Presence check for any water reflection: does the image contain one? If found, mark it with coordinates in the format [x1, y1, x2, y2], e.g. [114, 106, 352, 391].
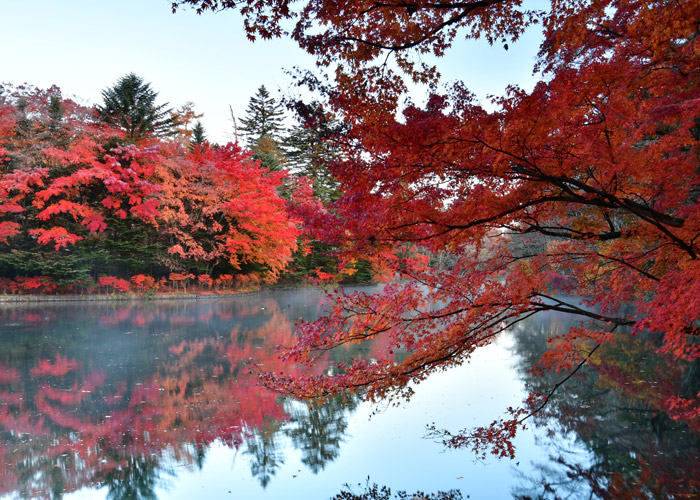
[510, 311, 700, 499]
[104, 455, 164, 500]
[244, 422, 284, 488]
[0, 291, 698, 499]
[285, 397, 358, 475]
[0, 291, 361, 499]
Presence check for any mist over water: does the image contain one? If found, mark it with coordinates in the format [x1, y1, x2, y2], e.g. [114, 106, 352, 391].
[0, 288, 696, 499]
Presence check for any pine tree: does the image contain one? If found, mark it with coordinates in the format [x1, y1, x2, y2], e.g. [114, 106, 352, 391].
[284, 102, 346, 203]
[48, 94, 63, 123]
[97, 73, 176, 142]
[282, 103, 350, 284]
[239, 85, 285, 145]
[190, 121, 206, 149]
[285, 123, 340, 204]
[239, 85, 287, 170]
[45, 91, 72, 147]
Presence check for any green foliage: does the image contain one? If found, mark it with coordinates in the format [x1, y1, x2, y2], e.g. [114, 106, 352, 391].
[281, 241, 374, 285]
[282, 241, 335, 282]
[47, 93, 63, 124]
[250, 135, 285, 171]
[240, 86, 288, 171]
[89, 218, 169, 277]
[279, 101, 366, 283]
[190, 120, 206, 149]
[284, 122, 341, 204]
[97, 73, 176, 142]
[0, 249, 94, 286]
[239, 85, 285, 146]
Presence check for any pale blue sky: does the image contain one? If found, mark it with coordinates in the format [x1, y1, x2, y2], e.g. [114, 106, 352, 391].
[1, 0, 544, 144]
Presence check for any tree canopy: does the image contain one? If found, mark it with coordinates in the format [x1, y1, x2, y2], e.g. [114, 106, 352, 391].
[0, 83, 302, 289]
[173, 0, 700, 457]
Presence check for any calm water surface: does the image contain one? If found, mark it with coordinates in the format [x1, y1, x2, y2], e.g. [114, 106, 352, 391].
[0, 288, 697, 499]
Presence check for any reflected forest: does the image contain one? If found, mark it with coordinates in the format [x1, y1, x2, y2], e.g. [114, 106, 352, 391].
[0, 294, 363, 498]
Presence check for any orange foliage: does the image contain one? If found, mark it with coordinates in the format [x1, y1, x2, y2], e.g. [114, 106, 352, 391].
[0, 86, 303, 287]
[197, 273, 213, 287]
[131, 274, 156, 290]
[97, 276, 131, 293]
[215, 274, 234, 290]
[156, 143, 299, 281]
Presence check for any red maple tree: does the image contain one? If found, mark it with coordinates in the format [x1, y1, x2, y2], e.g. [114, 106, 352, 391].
[155, 142, 300, 281]
[174, 0, 700, 456]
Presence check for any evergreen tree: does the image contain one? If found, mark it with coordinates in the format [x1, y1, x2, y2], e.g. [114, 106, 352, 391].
[251, 135, 287, 171]
[280, 103, 363, 284]
[46, 92, 70, 146]
[284, 101, 348, 203]
[239, 85, 285, 145]
[48, 93, 63, 124]
[239, 86, 287, 170]
[190, 121, 206, 150]
[285, 123, 341, 204]
[97, 73, 176, 142]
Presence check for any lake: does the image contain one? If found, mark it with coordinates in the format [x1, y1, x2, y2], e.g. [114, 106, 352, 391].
[0, 287, 697, 499]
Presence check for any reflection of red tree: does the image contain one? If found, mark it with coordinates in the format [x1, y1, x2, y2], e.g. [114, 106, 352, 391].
[98, 307, 135, 325]
[591, 338, 700, 434]
[0, 298, 332, 499]
[31, 354, 77, 377]
[0, 365, 19, 384]
[22, 313, 42, 322]
[607, 458, 700, 500]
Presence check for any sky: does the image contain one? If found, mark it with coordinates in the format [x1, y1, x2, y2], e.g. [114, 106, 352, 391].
[1, 0, 545, 144]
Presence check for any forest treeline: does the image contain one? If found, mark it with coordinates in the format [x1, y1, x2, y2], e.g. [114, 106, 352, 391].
[0, 75, 371, 294]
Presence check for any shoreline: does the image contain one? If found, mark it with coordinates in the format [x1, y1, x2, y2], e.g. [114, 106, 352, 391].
[0, 284, 323, 304]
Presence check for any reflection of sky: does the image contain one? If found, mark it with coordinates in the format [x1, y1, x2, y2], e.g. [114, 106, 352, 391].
[132, 333, 569, 500]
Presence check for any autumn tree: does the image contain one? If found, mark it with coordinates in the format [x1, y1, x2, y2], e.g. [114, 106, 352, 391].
[171, 101, 204, 148]
[173, 0, 700, 458]
[97, 73, 177, 143]
[154, 142, 300, 281]
[0, 84, 141, 284]
[0, 85, 300, 286]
